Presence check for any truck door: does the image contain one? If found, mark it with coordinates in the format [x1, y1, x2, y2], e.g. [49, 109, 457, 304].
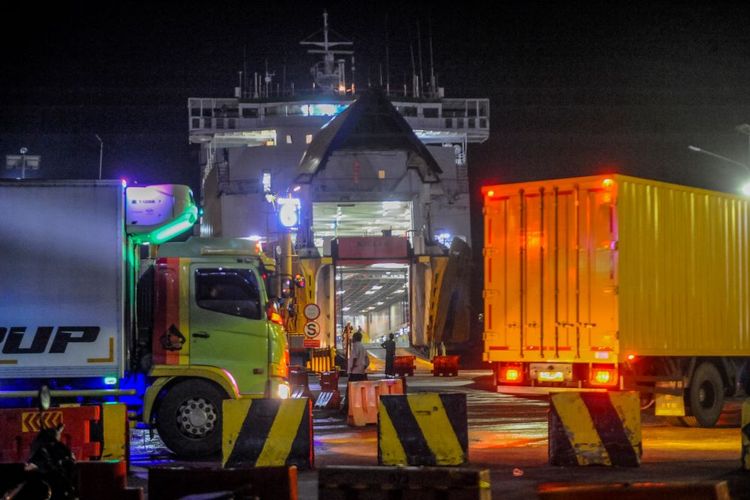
[189, 266, 268, 395]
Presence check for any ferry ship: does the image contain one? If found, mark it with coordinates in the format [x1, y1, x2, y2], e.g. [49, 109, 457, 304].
[187, 11, 490, 362]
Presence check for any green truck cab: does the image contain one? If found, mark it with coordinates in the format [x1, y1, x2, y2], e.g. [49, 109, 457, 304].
[140, 238, 290, 457]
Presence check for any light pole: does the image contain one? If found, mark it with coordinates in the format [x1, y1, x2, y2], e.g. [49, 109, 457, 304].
[687, 145, 750, 173]
[95, 134, 103, 180]
[688, 139, 750, 195]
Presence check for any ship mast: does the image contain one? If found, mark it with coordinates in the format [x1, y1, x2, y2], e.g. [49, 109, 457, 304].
[300, 10, 353, 94]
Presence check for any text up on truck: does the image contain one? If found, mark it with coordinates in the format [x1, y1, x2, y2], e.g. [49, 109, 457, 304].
[0, 180, 290, 457]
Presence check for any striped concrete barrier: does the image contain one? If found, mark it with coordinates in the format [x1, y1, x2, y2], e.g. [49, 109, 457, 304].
[742, 398, 750, 470]
[319, 465, 490, 500]
[222, 398, 313, 469]
[378, 393, 468, 466]
[549, 391, 641, 467]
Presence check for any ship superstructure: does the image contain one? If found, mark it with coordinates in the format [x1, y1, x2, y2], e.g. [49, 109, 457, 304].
[187, 11, 489, 355]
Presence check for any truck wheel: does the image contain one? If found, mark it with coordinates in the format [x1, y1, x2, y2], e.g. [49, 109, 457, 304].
[686, 362, 724, 428]
[156, 379, 226, 458]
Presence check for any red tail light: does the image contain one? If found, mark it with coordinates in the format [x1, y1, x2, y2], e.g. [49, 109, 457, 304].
[499, 364, 524, 384]
[589, 364, 618, 387]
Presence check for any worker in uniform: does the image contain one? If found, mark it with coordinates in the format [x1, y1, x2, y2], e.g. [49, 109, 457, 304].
[381, 333, 396, 377]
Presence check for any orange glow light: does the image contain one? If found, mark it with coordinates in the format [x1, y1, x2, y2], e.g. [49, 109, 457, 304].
[505, 368, 520, 381]
[487, 190, 495, 198]
[602, 178, 614, 188]
[627, 354, 636, 361]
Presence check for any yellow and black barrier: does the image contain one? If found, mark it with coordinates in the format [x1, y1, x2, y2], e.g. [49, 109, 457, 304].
[742, 398, 750, 470]
[319, 465, 490, 500]
[378, 393, 468, 466]
[222, 398, 313, 469]
[549, 391, 641, 467]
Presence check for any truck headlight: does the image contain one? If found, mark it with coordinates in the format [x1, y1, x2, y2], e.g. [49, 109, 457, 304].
[277, 382, 291, 399]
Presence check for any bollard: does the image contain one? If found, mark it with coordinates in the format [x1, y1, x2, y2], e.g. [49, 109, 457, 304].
[223, 398, 313, 469]
[378, 393, 468, 466]
[548, 391, 641, 467]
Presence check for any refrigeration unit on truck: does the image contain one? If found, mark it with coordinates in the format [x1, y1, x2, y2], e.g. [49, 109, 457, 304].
[0, 180, 290, 457]
[482, 174, 750, 427]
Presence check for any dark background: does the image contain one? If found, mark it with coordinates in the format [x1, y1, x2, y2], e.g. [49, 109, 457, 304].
[2, 1, 750, 235]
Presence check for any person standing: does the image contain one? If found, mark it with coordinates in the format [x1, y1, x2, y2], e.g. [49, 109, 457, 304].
[381, 333, 396, 377]
[342, 321, 353, 359]
[342, 330, 369, 414]
[348, 331, 369, 381]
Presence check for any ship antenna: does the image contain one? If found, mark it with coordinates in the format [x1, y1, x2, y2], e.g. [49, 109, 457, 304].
[385, 12, 390, 94]
[429, 17, 436, 97]
[417, 20, 424, 99]
[300, 10, 353, 93]
[410, 43, 417, 97]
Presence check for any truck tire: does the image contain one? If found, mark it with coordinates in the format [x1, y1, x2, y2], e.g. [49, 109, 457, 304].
[156, 379, 227, 458]
[686, 362, 724, 428]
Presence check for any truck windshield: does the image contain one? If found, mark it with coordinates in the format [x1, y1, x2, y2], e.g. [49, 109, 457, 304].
[195, 268, 261, 319]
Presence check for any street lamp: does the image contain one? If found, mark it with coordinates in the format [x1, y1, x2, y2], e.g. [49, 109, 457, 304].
[687, 145, 750, 173]
[95, 134, 103, 180]
[688, 130, 750, 195]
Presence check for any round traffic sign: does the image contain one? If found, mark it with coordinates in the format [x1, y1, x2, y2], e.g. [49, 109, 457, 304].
[304, 303, 321, 320]
[304, 321, 320, 338]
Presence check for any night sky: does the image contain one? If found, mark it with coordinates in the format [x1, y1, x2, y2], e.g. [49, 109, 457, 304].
[2, 1, 750, 198]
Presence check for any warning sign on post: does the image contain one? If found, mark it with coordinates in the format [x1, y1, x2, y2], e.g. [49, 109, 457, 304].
[303, 303, 320, 321]
[303, 321, 321, 348]
[304, 321, 320, 338]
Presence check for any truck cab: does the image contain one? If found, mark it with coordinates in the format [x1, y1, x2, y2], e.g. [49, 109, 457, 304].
[0, 181, 289, 458]
[139, 239, 290, 456]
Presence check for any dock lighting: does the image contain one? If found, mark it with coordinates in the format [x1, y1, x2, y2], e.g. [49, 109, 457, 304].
[602, 178, 614, 188]
[104, 376, 118, 386]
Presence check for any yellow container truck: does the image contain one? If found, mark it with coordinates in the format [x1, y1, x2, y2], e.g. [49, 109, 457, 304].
[482, 174, 750, 427]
